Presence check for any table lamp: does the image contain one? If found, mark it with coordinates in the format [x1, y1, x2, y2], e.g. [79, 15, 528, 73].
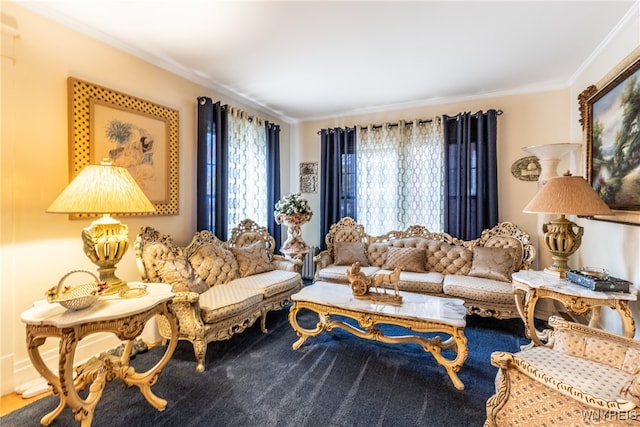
[47, 159, 156, 294]
[523, 172, 612, 278]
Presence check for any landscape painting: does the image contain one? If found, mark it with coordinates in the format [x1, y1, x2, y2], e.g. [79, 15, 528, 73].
[588, 61, 640, 212]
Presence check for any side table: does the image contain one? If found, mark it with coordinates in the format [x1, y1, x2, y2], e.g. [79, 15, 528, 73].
[21, 282, 177, 426]
[512, 270, 637, 347]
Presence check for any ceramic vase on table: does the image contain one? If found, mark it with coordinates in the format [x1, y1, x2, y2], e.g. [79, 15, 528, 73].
[276, 213, 311, 260]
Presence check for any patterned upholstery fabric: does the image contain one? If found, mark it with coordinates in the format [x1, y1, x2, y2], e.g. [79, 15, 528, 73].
[442, 274, 514, 304]
[334, 241, 370, 266]
[624, 348, 640, 374]
[425, 241, 472, 275]
[230, 240, 275, 278]
[484, 235, 524, 271]
[375, 269, 444, 293]
[553, 328, 640, 374]
[158, 255, 209, 294]
[368, 242, 391, 267]
[468, 246, 516, 283]
[621, 374, 640, 406]
[189, 243, 239, 286]
[198, 284, 263, 323]
[139, 242, 175, 283]
[518, 346, 631, 401]
[233, 231, 265, 249]
[317, 264, 380, 283]
[382, 247, 427, 272]
[230, 269, 301, 298]
[493, 365, 596, 426]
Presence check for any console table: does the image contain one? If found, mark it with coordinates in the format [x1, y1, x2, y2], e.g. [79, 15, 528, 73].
[512, 270, 637, 347]
[21, 282, 177, 426]
[288, 281, 469, 390]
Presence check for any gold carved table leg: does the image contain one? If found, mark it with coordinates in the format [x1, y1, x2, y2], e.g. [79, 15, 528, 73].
[288, 301, 468, 390]
[25, 302, 178, 426]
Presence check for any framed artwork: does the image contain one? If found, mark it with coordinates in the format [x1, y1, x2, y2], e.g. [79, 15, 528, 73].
[68, 77, 179, 216]
[299, 162, 318, 193]
[579, 49, 640, 225]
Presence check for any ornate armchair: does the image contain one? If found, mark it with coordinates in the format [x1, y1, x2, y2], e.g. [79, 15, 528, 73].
[485, 316, 640, 426]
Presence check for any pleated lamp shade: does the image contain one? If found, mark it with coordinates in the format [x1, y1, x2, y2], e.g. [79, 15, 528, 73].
[523, 174, 612, 216]
[47, 161, 155, 214]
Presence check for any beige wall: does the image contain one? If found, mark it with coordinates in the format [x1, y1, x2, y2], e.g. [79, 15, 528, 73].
[0, 3, 290, 394]
[294, 90, 571, 252]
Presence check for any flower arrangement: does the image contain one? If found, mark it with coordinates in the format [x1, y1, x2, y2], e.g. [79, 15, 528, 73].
[274, 193, 313, 224]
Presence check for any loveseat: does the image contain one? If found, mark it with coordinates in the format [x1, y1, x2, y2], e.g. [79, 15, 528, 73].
[485, 316, 640, 426]
[135, 219, 303, 372]
[314, 217, 535, 319]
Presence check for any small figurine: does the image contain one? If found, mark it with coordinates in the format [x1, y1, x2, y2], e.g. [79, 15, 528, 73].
[346, 262, 403, 305]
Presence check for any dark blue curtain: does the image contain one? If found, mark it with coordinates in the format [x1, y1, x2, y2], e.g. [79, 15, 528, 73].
[197, 97, 228, 239]
[196, 97, 214, 232]
[319, 127, 357, 250]
[266, 121, 282, 251]
[442, 110, 499, 240]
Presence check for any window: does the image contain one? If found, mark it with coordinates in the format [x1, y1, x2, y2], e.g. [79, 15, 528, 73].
[356, 120, 443, 235]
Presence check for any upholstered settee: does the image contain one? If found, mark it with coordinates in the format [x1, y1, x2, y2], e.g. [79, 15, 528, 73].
[485, 316, 640, 426]
[314, 217, 535, 319]
[135, 219, 303, 372]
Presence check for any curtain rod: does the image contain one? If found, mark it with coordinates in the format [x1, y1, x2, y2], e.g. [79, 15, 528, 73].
[317, 118, 436, 135]
[359, 118, 434, 131]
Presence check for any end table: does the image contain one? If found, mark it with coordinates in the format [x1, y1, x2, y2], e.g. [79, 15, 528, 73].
[21, 282, 177, 426]
[512, 270, 637, 347]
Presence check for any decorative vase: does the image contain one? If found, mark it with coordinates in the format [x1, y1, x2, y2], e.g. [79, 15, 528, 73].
[276, 213, 311, 258]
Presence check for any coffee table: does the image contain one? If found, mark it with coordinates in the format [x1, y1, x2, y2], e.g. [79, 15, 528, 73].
[288, 281, 468, 390]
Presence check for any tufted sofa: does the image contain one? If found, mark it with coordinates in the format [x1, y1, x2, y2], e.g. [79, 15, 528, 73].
[314, 217, 535, 319]
[485, 316, 640, 426]
[135, 219, 303, 372]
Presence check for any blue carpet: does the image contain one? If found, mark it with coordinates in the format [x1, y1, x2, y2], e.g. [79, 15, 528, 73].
[2, 308, 528, 427]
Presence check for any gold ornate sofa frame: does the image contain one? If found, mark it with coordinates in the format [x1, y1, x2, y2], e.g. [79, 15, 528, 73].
[315, 217, 536, 319]
[135, 219, 302, 372]
[485, 316, 640, 426]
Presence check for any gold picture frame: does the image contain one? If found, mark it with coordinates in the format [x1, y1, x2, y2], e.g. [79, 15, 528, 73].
[299, 162, 318, 193]
[579, 48, 640, 225]
[68, 77, 179, 216]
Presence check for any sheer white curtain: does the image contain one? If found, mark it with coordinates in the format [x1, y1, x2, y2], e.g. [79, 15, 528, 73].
[356, 119, 443, 235]
[227, 107, 267, 231]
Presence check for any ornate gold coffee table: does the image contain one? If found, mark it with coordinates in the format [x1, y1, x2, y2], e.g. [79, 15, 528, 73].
[288, 281, 468, 390]
[21, 282, 177, 426]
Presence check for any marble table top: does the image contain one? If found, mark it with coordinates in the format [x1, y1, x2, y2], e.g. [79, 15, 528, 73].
[512, 270, 637, 301]
[293, 281, 467, 327]
[21, 282, 173, 328]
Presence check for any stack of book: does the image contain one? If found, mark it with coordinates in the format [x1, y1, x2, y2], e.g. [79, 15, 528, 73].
[566, 270, 632, 293]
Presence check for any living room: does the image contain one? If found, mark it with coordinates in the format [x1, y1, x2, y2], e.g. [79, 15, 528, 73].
[2, 1, 640, 424]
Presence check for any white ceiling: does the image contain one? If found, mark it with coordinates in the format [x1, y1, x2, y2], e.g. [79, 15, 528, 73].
[15, 1, 638, 122]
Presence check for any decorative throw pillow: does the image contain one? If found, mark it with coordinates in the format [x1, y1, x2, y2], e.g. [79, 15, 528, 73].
[188, 243, 239, 286]
[468, 246, 516, 283]
[230, 240, 275, 278]
[158, 256, 209, 294]
[382, 247, 426, 272]
[620, 372, 640, 406]
[334, 241, 369, 266]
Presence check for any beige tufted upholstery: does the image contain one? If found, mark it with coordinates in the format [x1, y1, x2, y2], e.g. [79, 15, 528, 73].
[485, 317, 640, 426]
[315, 217, 536, 319]
[135, 219, 303, 372]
